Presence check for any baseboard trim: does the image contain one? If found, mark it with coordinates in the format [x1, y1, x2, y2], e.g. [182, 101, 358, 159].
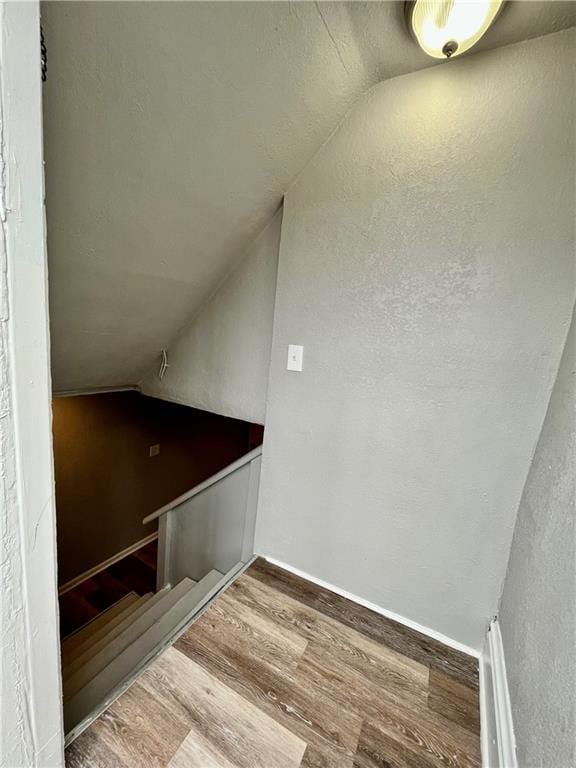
[53, 385, 140, 398]
[262, 555, 480, 659]
[480, 618, 517, 768]
[58, 532, 159, 595]
[479, 641, 497, 766]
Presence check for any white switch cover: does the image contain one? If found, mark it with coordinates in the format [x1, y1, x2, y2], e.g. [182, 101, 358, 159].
[287, 344, 304, 372]
[149, 444, 160, 457]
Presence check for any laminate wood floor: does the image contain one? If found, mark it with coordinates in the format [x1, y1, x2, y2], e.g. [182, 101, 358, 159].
[66, 558, 481, 768]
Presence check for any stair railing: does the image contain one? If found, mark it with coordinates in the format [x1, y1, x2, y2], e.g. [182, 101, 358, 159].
[142, 446, 262, 591]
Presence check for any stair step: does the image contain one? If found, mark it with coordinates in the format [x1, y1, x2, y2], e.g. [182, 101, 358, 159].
[61, 593, 139, 656]
[64, 570, 225, 735]
[64, 576, 202, 699]
[63, 592, 153, 668]
[63, 586, 176, 695]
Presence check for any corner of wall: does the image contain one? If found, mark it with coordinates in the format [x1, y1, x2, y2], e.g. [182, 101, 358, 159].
[493, 298, 576, 622]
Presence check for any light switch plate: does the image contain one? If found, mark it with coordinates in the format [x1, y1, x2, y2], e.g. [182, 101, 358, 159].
[287, 344, 304, 372]
[149, 444, 160, 457]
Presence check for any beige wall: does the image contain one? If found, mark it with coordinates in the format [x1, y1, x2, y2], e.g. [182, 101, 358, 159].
[53, 392, 258, 585]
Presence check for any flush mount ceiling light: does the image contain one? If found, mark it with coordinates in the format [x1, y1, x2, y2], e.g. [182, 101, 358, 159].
[405, 0, 505, 59]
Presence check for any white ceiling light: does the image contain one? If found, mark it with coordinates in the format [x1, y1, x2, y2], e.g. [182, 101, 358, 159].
[406, 0, 505, 59]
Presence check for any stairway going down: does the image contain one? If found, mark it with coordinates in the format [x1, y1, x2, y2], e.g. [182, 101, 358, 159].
[61, 571, 224, 735]
[61, 446, 263, 740]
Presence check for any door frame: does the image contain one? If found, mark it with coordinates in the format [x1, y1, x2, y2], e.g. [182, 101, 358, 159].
[0, 2, 64, 765]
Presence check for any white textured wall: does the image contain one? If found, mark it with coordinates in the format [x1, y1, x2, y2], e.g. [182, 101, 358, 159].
[498, 307, 575, 767]
[141, 209, 281, 424]
[0, 3, 64, 765]
[256, 30, 576, 650]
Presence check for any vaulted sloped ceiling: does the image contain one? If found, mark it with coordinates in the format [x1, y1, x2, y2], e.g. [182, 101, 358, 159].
[42, 1, 576, 392]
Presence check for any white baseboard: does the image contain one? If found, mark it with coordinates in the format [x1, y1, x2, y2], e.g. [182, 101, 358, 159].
[480, 619, 517, 768]
[53, 384, 139, 398]
[262, 555, 480, 659]
[58, 532, 159, 595]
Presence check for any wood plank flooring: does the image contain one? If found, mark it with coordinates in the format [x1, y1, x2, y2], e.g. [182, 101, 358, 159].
[59, 540, 158, 638]
[65, 558, 481, 768]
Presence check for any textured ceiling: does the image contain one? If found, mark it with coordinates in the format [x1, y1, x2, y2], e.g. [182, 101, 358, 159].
[42, 1, 576, 391]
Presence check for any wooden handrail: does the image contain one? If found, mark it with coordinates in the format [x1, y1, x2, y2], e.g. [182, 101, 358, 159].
[142, 446, 263, 525]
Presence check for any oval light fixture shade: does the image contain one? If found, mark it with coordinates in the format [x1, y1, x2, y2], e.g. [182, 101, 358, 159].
[406, 0, 505, 59]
